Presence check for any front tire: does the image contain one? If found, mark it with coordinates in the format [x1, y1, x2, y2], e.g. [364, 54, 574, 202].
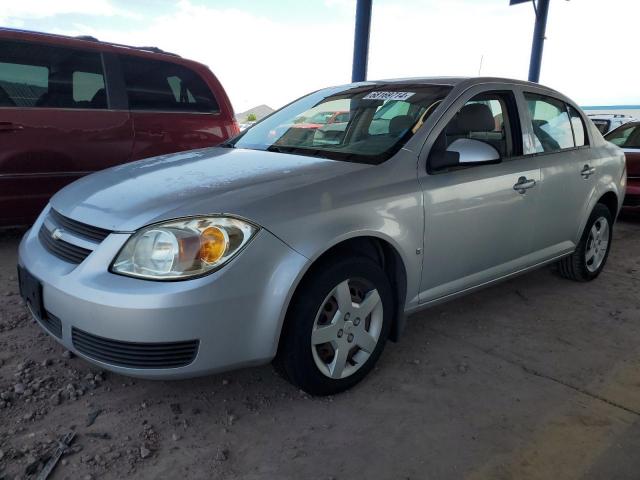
[558, 203, 613, 281]
[276, 256, 393, 396]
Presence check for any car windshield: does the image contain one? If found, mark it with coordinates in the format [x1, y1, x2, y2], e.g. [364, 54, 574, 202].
[228, 83, 453, 164]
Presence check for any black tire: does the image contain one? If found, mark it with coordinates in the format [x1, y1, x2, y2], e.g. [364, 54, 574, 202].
[275, 256, 393, 396]
[558, 203, 613, 281]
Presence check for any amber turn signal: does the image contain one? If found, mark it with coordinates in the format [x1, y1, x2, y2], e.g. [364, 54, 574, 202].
[199, 226, 228, 264]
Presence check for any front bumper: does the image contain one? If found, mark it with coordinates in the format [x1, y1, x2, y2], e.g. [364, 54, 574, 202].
[18, 207, 309, 379]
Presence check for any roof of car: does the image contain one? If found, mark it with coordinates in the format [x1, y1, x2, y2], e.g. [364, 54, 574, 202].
[612, 120, 639, 127]
[0, 27, 181, 58]
[326, 76, 576, 106]
[343, 76, 564, 93]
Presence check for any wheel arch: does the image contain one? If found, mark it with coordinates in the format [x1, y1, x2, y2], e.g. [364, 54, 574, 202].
[597, 190, 618, 220]
[576, 188, 619, 242]
[277, 235, 409, 354]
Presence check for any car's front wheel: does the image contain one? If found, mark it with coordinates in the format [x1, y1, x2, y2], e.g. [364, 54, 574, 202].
[276, 256, 393, 395]
[558, 203, 613, 281]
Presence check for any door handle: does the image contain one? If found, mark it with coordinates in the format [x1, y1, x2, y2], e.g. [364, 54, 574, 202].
[0, 122, 24, 132]
[513, 176, 536, 194]
[581, 164, 595, 179]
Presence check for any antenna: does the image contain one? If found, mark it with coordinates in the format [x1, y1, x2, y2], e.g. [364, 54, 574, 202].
[478, 55, 484, 76]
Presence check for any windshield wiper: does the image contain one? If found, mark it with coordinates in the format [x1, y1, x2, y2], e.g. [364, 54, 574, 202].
[266, 145, 287, 153]
[267, 145, 330, 158]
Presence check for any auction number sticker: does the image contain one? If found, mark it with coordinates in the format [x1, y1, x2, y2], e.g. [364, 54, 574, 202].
[363, 91, 415, 101]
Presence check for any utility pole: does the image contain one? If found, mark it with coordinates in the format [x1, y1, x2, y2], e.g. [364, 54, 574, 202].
[510, 0, 551, 83]
[528, 0, 550, 82]
[351, 0, 372, 82]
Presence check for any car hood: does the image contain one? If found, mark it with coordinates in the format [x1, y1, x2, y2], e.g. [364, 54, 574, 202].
[51, 147, 368, 232]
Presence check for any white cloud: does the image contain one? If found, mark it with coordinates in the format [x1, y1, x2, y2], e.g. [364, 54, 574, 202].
[1, 0, 136, 20]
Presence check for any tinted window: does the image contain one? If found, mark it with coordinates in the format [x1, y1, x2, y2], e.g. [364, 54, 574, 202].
[525, 93, 574, 152]
[568, 106, 587, 146]
[590, 119, 610, 135]
[0, 40, 106, 109]
[120, 56, 219, 113]
[606, 124, 640, 148]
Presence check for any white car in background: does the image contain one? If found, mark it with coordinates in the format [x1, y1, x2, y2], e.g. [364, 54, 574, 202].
[588, 114, 635, 135]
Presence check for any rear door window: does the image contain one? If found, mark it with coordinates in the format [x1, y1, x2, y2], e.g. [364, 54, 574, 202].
[0, 40, 107, 109]
[524, 93, 575, 153]
[120, 56, 219, 113]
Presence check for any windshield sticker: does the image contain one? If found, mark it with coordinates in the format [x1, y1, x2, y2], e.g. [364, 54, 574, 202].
[363, 91, 415, 101]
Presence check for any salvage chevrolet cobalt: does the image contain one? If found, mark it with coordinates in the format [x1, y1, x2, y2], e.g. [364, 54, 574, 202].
[18, 78, 626, 395]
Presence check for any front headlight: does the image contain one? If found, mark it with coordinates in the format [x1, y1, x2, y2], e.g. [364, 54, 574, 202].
[111, 216, 258, 280]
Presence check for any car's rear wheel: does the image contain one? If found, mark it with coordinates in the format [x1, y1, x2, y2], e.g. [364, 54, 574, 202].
[276, 257, 393, 395]
[558, 203, 613, 281]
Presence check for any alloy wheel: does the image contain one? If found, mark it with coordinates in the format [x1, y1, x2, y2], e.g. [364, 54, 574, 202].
[585, 216, 609, 273]
[311, 278, 384, 379]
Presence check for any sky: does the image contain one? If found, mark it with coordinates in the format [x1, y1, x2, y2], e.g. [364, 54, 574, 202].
[2, 0, 639, 113]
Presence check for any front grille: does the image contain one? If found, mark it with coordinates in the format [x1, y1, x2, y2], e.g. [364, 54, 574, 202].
[38, 226, 92, 264]
[49, 209, 111, 242]
[37, 311, 62, 338]
[72, 328, 199, 369]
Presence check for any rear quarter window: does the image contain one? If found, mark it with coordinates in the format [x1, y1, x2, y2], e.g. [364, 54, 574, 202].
[567, 106, 587, 147]
[120, 56, 219, 113]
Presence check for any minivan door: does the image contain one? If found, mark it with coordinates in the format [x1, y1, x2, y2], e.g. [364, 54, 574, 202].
[520, 92, 596, 259]
[0, 39, 133, 226]
[418, 88, 541, 303]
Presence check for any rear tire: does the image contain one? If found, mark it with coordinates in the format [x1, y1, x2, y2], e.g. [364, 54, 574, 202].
[558, 203, 613, 281]
[275, 256, 393, 396]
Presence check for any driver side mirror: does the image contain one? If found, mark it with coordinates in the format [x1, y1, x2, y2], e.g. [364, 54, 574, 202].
[429, 138, 501, 171]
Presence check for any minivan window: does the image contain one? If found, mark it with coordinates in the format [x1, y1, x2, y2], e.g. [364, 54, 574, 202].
[525, 93, 574, 153]
[73, 71, 105, 103]
[567, 105, 587, 147]
[0, 40, 106, 109]
[120, 56, 219, 113]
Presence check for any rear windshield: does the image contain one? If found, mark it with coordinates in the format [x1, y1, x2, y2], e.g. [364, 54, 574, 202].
[605, 123, 640, 148]
[228, 84, 453, 164]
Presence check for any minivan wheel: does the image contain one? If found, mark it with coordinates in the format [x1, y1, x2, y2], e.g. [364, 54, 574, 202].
[276, 257, 393, 395]
[558, 203, 613, 281]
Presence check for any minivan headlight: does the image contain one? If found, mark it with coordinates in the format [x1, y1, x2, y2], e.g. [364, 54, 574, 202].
[111, 217, 258, 280]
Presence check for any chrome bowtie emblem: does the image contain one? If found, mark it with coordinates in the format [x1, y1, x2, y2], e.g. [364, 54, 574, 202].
[51, 228, 64, 241]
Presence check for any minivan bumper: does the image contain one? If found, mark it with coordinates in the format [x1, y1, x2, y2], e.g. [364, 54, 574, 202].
[18, 208, 308, 379]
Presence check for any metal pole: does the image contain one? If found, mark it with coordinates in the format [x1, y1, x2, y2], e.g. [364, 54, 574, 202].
[351, 0, 372, 82]
[528, 0, 550, 83]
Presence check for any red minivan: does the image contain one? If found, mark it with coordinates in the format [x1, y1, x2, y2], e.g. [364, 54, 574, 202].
[0, 28, 239, 227]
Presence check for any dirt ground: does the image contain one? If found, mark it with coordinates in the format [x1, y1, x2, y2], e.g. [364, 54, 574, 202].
[0, 215, 639, 480]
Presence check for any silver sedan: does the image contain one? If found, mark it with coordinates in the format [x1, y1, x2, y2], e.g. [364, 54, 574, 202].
[18, 77, 626, 395]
